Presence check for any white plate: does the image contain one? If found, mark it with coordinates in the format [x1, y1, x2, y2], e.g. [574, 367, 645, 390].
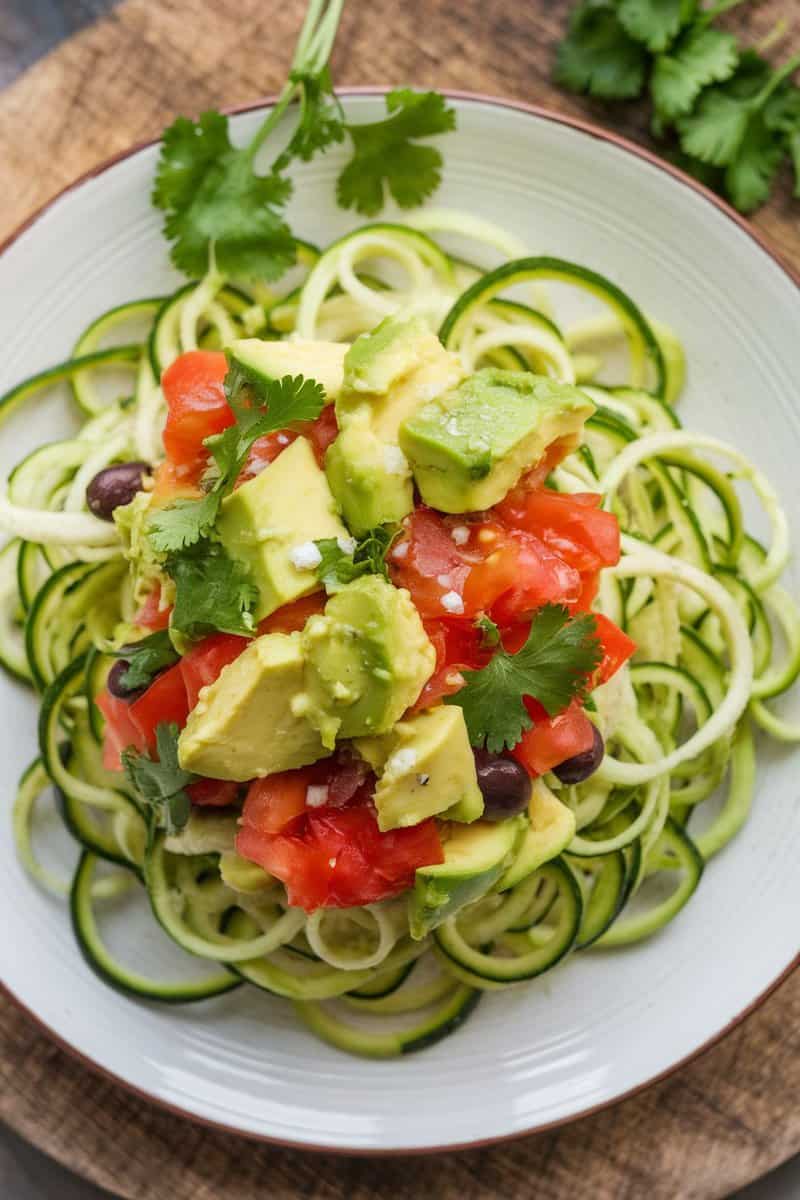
[1, 93, 799, 1154]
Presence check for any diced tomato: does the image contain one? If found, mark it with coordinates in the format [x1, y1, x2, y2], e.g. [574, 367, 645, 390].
[593, 612, 637, 685]
[308, 403, 339, 464]
[237, 763, 443, 911]
[187, 778, 240, 808]
[161, 350, 233, 476]
[238, 431, 298, 483]
[488, 534, 582, 624]
[128, 663, 190, 754]
[412, 665, 465, 711]
[390, 508, 471, 618]
[511, 700, 595, 778]
[498, 488, 620, 573]
[96, 690, 147, 770]
[257, 592, 326, 635]
[179, 632, 250, 709]
[134, 586, 172, 631]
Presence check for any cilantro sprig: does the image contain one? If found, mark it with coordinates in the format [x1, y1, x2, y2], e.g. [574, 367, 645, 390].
[148, 368, 326, 556]
[147, 366, 326, 640]
[152, 0, 456, 278]
[314, 525, 399, 592]
[446, 605, 602, 753]
[554, 1, 800, 214]
[121, 723, 196, 835]
[112, 630, 180, 692]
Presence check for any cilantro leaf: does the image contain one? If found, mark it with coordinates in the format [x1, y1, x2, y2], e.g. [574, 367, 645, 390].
[336, 90, 457, 216]
[275, 67, 345, 169]
[617, 0, 697, 55]
[121, 723, 195, 835]
[724, 113, 785, 213]
[554, 1, 648, 100]
[164, 541, 258, 639]
[114, 630, 180, 692]
[315, 525, 398, 592]
[446, 605, 601, 753]
[651, 27, 739, 127]
[147, 492, 220, 554]
[153, 112, 296, 280]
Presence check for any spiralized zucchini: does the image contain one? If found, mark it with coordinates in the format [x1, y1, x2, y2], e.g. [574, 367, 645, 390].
[3, 211, 798, 1057]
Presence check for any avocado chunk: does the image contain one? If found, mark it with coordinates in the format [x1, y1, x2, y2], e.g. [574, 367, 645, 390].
[326, 314, 463, 532]
[216, 436, 348, 621]
[399, 369, 595, 512]
[496, 779, 576, 891]
[325, 426, 413, 533]
[409, 817, 525, 940]
[228, 337, 347, 400]
[355, 706, 483, 832]
[300, 576, 435, 747]
[178, 631, 328, 781]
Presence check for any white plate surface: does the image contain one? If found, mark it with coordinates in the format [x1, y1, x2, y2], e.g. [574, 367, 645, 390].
[0, 94, 799, 1153]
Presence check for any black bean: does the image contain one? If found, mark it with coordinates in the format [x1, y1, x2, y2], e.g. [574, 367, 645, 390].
[553, 725, 605, 785]
[473, 749, 531, 820]
[106, 659, 145, 702]
[86, 461, 150, 520]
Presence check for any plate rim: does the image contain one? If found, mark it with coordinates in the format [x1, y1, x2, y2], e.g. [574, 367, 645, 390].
[1, 86, 798, 1158]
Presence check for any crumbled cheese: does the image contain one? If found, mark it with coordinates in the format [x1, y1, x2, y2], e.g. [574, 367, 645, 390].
[328, 857, 337, 869]
[441, 590, 464, 614]
[383, 444, 409, 476]
[451, 525, 470, 546]
[336, 534, 357, 555]
[276, 434, 290, 446]
[306, 785, 329, 808]
[436, 574, 452, 588]
[289, 541, 322, 570]
[392, 541, 409, 560]
[386, 747, 418, 776]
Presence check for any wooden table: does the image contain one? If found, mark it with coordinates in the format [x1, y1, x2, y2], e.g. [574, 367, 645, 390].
[1, 3, 799, 1197]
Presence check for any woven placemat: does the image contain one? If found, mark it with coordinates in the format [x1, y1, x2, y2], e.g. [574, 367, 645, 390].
[1, 2, 799, 1196]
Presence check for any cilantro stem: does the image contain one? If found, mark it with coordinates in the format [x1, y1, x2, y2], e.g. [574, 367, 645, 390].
[754, 53, 800, 110]
[244, 0, 345, 165]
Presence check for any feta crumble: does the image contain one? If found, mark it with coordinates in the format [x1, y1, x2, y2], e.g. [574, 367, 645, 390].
[392, 541, 409, 560]
[441, 590, 464, 614]
[436, 573, 452, 588]
[451, 525, 470, 546]
[306, 785, 329, 808]
[289, 541, 322, 570]
[336, 534, 357, 555]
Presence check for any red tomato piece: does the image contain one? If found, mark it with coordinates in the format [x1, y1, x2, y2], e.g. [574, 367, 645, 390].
[96, 690, 147, 771]
[593, 612, 637, 685]
[499, 488, 620, 573]
[308, 403, 339, 464]
[238, 431, 298, 483]
[134, 586, 172, 631]
[128, 663, 190, 754]
[179, 632, 250, 710]
[489, 533, 582, 625]
[511, 701, 595, 778]
[257, 592, 327, 635]
[412, 665, 466, 711]
[161, 350, 233, 474]
[237, 767, 443, 911]
[390, 508, 470, 618]
[187, 779, 240, 808]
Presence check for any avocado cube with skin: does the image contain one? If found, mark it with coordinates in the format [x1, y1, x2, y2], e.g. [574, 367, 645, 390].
[227, 337, 347, 401]
[300, 575, 436, 748]
[178, 631, 328, 781]
[357, 705, 484, 832]
[216, 436, 348, 620]
[399, 369, 596, 513]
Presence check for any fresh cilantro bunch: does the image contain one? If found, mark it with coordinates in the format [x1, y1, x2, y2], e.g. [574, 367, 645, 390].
[122, 723, 196, 835]
[152, 0, 456, 278]
[554, 1, 800, 213]
[314, 525, 399, 591]
[446, 605, 602, 753]
[147, 365, 326, 638]
[112, 630, 180, 692]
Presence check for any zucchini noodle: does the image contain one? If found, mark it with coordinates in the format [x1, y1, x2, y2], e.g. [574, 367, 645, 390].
[3, 209, 797, 1058]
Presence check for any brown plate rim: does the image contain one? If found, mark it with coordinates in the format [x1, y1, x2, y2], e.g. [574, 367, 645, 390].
[2, 86, 799, 1160]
